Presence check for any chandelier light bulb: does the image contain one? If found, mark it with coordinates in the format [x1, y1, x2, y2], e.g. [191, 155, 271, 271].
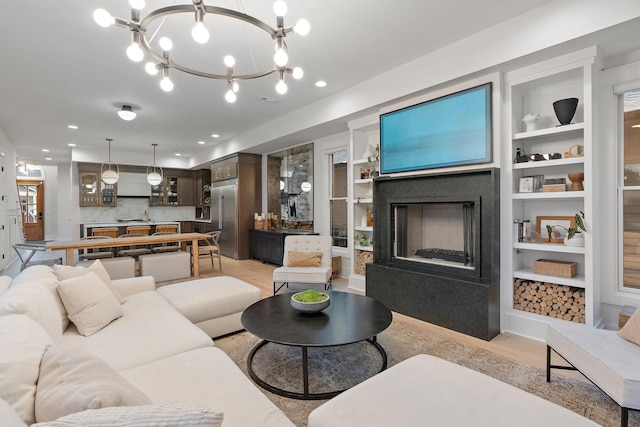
[160, 77, 174, 92]
[126, 42, 144, 62]
[293, 18, 310, 36]
[192, 21, 210, 44]
[93, 9, 115, 27]
[274, 48, 288, 67]
[128, 0, 145, 10]
[225, 90, 237, 103]
[159, 37, 173, 51]
[232, 81, 239, 93]
[292, 67, 303, 79]
[273, 0, 287, 17]
[276, 80, 288, 95]
[223, 55, 236, 68]
[145, 62, 159, 75]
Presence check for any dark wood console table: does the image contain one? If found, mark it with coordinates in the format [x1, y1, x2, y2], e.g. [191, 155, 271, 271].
[249, 229, 318, 266]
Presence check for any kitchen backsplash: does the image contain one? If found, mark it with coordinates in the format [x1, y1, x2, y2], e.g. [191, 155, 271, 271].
[79, 198, 198, 223]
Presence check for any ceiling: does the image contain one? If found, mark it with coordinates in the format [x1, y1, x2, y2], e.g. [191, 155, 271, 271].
[0, 1, 638, 169]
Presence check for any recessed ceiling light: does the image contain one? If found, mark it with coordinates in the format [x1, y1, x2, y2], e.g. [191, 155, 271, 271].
[175, 153, 182, 156]
[315, 81, 327, 88]
[68, 143, 76, 147]
[44, 157, 52, 161]
[68, 125, 78, 129]
[198, 141, 206, 145]
[41, 149, 50, 152]
[211, 134, 219, 138]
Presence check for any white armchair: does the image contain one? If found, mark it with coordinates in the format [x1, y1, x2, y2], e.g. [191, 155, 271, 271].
[272, 235, 333, 295]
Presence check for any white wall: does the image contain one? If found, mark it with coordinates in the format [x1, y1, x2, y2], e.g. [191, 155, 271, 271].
[0, 129, 18, 271]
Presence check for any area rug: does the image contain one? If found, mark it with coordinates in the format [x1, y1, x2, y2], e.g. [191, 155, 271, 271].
[215, 317, 639, 427]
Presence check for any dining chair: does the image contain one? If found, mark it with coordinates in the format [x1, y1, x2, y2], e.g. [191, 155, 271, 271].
[272, 235, 333, 295]
[150, 231, 182, 253]
[117, 233, 152, 258]
[78, 235, 115, 261]
[191, 230, 222, 271]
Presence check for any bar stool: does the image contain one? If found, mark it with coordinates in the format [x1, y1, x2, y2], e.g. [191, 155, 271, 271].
[126, 225, 151, 235]
[151, 231, 181, 253]
[118, 233, 152, 258]
[79, 227, 118, 260]
[155, 224, 178, 233]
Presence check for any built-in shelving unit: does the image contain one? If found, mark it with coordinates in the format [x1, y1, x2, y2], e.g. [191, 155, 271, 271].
[348, 115, 380, 292]
[502, 47, 599, 338]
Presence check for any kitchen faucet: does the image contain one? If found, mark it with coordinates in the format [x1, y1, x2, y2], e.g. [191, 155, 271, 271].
[144, 210, 149, 222]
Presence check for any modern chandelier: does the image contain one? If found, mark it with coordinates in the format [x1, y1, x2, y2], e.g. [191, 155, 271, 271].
[93, 0, 310, 103]
[101, 138, 120, 185]
[147, 143, 163, 186]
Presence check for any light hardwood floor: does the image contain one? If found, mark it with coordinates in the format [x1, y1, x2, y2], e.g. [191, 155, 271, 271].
[2, 251, 585, 382]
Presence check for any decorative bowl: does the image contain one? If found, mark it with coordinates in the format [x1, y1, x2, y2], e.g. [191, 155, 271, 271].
[290, 290, 330, 313]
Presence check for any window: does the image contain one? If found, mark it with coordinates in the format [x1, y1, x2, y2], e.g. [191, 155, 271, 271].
[621, 88, 640, 291]
[330, 151, 348, 247]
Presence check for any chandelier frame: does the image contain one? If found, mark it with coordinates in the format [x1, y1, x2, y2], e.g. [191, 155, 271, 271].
[113, 3, 298, 82]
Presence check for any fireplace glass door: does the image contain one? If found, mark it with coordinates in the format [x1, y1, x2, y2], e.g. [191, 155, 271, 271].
[393, 202, 475, 269]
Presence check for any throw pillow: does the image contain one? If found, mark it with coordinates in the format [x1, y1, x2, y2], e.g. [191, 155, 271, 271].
[0, 279, 63, 342]
[57, 272, 124, 336]
[54, 260, 125, 303]
[0, 315, 54, 425]
[35, 345, 151, 423]
[0, 276, 12, 294]
[618, 306, 640, 346]
[287, 251, 323, 267]
[32, 403, 223, 426]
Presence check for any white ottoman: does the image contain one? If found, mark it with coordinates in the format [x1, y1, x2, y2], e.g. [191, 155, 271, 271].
[157, 276, 262, 338]
[76, 256, 135, 280]
[139, 251, 191, 282]
[308, 354, 599, 427]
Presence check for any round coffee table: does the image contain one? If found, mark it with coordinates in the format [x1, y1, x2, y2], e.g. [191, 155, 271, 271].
[241, 291, 392, 400]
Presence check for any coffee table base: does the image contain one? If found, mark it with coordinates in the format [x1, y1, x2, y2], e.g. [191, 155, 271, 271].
[247, 338, 387, 400]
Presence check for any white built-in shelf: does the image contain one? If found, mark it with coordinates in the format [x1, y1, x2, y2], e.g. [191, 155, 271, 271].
[355, 226, 373, 232]
[512, 122, 584, 141]
[355, 178, 373, 185]
[514, 268, 586, 288]
[353, 158, 376, 165]
[512, 191, 584, 200]
[355, 245, 373, 252]
[514, 242, 586, 254]
[513, 157, 584, 170]
[354, 198, 373, 204]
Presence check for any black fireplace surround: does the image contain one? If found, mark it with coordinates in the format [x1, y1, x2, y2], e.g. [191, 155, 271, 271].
[366, 168, 500, 340]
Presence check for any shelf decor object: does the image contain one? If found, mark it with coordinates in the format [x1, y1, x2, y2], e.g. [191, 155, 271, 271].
[100, 138, 119, 185]
[553, 97, 579, 125]
[93, 0, 309, 103]
[568, 172, 585, 191]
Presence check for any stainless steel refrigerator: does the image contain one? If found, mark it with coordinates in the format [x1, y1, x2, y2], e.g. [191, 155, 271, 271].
[211, 179, 238, 259]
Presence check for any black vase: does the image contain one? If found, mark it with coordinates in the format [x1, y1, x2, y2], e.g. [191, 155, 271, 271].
[553, 98, 579, 126]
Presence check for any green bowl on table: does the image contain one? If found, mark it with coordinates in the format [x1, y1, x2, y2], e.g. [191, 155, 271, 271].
[290, 289, 330, 313]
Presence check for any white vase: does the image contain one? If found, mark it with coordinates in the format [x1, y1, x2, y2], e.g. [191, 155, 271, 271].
[361, 145, 372, 160]
[522, 113, 540, 132]
[564, 233, 584, 247]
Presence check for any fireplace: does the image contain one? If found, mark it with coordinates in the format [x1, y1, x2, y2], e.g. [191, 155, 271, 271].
[366, 168, 500, 340]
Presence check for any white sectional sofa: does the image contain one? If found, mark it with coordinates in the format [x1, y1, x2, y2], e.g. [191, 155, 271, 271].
[0, 263, 294, 427]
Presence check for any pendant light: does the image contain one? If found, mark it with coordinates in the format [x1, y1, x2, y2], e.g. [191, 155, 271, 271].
[146, 143, 163, 185]
[100, 138, 119, 184]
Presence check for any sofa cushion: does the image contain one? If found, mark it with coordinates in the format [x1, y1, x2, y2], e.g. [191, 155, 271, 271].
[35, 345, 150, 422]
[0, 279, 63, 342]
[618, 305, 640, 346]
[57, 272, 124, 336]
[0, 315, 54, 425]
[0, 399, 27, 427]
[11, 265, 57, 287]
[54, 260, 125, 303]
[60, 291, 213, 371]
[286, 251, 323, 267]
[120, 347, 295, 427]
[32, 403, 223, 426]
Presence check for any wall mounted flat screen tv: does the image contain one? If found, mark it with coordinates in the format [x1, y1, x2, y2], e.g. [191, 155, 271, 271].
[380, 83, 492, 174]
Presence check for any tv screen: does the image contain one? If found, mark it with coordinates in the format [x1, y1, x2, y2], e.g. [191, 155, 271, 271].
[380, 83, 492, 174]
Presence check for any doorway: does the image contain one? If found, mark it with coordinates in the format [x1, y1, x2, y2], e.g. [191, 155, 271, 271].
[17, 180, 44, 241]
